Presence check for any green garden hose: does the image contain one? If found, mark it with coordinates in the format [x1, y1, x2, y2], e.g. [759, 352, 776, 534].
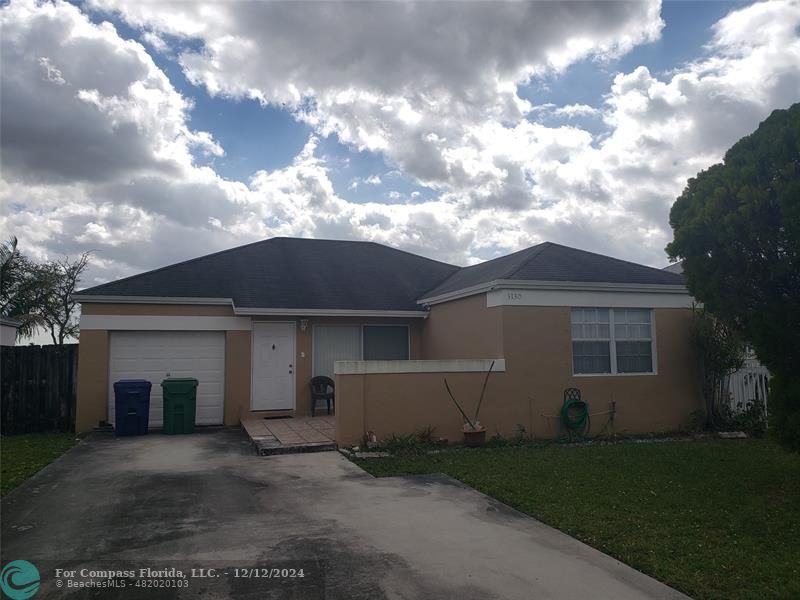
[560, 398, 590, 437]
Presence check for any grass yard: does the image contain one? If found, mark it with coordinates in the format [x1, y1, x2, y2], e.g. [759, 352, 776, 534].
[1, 432, 79, 496]
[357, 439, 799, 600]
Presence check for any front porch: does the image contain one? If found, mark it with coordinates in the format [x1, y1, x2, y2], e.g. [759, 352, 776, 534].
[241, 414, 336, 455]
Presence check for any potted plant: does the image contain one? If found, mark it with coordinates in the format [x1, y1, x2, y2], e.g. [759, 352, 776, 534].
[444, 360, 495, 447]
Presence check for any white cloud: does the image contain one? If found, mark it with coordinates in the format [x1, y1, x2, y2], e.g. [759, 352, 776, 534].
[2, 0, 800, 293]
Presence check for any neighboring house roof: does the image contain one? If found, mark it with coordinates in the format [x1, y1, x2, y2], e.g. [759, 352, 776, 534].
[420, 242, 686, 301]
[74, 237, 459, 312]
[0, 317, 21, 327]
[662, 261, 684, 274]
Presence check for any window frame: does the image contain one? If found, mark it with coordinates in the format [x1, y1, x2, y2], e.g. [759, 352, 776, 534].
[570, 308, 657, 377]
[311, 323, 411, 378]
[362, 324, 411, 361]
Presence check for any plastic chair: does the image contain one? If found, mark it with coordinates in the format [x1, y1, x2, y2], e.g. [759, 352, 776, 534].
[310, 376, 335, 416]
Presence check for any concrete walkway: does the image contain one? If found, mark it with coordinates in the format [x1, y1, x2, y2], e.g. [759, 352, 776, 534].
[1, 430, 689, 599]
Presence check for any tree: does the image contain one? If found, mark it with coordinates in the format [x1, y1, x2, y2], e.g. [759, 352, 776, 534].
[690, 307, 745, 430]
[0, 236, 51, 338]
[38, 252, 91, 345]
[667, 103, 800, 450]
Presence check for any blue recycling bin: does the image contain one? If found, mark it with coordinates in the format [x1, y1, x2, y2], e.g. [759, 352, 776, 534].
[113, 379, 152, 436]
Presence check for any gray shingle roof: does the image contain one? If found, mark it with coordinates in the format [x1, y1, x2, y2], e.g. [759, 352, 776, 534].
[76, 237, 459, 311]
[420, 242, 685, 299]
[76, 238, 685, 311]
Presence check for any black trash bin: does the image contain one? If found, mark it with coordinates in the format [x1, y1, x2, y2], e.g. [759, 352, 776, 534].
[113, 379, 152, 436]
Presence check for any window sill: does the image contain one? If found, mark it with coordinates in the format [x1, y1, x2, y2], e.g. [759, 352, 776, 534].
[572, 371, 658, 378]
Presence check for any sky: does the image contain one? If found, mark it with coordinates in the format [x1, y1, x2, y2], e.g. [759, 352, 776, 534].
[2, 0, 800, 299]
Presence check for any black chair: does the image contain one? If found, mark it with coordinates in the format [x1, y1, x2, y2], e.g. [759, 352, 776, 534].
[310, 376, 335, 416]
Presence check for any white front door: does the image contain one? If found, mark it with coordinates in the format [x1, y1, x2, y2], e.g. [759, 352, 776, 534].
[251, 322, 295, 411]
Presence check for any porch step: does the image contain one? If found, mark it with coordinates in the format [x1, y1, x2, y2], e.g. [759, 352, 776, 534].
[251, 436, 336, 456]
[242, 414, 336, 456]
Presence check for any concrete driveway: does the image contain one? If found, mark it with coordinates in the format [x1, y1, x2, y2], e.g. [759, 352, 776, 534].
[1, 429, 689, 599]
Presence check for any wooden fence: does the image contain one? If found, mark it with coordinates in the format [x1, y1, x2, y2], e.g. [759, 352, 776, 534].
[1, 344, 79, 434]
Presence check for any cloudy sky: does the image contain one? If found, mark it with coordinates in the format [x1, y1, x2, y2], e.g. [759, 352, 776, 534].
[2, 0, 800, 291]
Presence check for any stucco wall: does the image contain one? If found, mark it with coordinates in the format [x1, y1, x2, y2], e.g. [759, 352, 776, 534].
[224, 330, 252, 425]
[75, 330, 109, 432]
[336, 302, 703, 446]
[500, 305, 702, 437]
[420, 294, 503, 359]
[335, 368, 515, 446]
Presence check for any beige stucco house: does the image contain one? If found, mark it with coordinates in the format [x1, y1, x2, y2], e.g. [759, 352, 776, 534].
[73, 237, 702, 445]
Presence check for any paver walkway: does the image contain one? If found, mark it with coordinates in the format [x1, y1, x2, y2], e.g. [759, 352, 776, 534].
[241, 414, 335, 454]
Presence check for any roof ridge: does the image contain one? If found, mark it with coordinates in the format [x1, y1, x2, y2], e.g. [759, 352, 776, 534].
[365, 241, 459, 270]
[502, 242, 551, 279]
[540, 242, 684, 278]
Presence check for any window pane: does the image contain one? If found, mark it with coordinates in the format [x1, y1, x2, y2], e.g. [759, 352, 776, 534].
[571, 308, 609, 340]
[614, 309, 652, 340]
[313, 326, 361, 379]
[572, 341, 611, 374]
[363, 326, 409, 360]
[616, 341, 653, 373]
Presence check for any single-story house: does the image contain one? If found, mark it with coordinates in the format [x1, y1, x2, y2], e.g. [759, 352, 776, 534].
[0, 317, 20, 346]
[73, 237, 701, 444]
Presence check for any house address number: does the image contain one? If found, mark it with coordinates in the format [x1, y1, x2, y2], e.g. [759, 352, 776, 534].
[506, 291, 522, 301]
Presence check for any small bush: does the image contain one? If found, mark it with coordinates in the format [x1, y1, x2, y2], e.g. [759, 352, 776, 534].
[381, 428, 441, 455]
[719, 398, 768, 437]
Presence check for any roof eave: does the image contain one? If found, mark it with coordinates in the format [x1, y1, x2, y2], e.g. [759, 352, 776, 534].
[72, 295, 429, 318]
[234, 308, 429, 318]
[418, 279, 690, 306]
[73, 295, 235, 306]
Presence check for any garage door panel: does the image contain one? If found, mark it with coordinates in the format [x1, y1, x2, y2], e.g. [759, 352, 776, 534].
[109, 331, 225, 428]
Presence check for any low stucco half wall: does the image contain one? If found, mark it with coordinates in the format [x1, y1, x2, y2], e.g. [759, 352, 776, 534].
[335, 360, 512, 446]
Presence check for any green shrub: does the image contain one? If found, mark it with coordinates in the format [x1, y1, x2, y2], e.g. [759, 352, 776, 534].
[720, 398, 767, 437]
[770, 374, 800, 452]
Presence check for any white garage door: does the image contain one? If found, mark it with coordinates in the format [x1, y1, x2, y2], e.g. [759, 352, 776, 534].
[109, 331, 225, 428]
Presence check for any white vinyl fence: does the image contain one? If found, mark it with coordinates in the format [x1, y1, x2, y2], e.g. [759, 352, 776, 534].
[723, 357, 771, 417]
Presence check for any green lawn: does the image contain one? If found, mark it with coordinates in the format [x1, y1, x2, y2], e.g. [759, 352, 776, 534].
[357, 440, 799, 600]
[1, 432, 79, 496]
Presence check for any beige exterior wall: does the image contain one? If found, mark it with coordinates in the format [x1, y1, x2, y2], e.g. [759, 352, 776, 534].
[336, 300, 703, 446]
[75, 330, 109, 432]
[420, 294, 503, 359]
[500, 305, 702, 437]
[75, 303, 424, 430]
[224, 330, 252, 425]
[336, 369, 516, 446]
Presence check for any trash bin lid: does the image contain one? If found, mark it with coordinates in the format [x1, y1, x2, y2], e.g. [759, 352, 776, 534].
[161, 377, 199, 387]
[114, 379, 152, 388]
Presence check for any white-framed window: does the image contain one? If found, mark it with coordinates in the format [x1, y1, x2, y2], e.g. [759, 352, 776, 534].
[312, 324, 410, 379]
[570, 308, 655, 375]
